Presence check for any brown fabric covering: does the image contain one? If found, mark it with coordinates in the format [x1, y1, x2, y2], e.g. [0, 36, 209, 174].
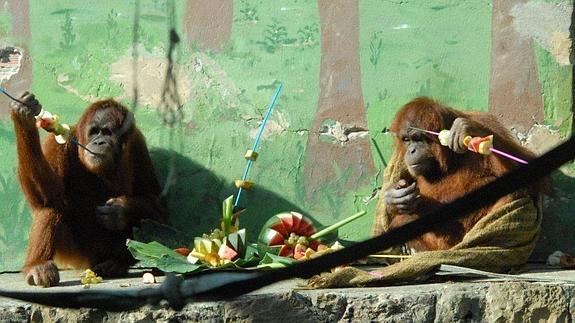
[371, 151, 406, 237]
[309, 151, 541, 288]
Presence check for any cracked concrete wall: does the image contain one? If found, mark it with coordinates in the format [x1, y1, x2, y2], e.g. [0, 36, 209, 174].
[0, 0, 571, 270]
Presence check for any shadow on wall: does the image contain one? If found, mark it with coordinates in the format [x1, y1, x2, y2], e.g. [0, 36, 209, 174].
[150, 149, 317, 244]
[531, 167, 575, 262]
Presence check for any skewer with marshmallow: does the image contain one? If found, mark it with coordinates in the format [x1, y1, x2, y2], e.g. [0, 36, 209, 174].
[35, 109, 72, 144]
[436, 130, 493, 155]
[409, 126, 528, 165]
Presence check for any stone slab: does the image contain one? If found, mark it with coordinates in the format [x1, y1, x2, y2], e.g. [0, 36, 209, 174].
[0, 266, 574, 322]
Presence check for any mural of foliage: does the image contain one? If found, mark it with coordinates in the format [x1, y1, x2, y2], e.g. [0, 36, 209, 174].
[106, 8, 120, 43]
[369, 31, 383, 68]
[59, 11, 76, 49]
[415, 57, 460, 105]
[297, 23, 319, 48]
[238, 0, 259, 24]
[258, 19, 295, 53]
[0, 171, 30, 270]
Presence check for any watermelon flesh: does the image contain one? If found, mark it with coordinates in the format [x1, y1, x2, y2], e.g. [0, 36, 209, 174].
[259, 211, 319, 259]
[218, 244, 239, 261]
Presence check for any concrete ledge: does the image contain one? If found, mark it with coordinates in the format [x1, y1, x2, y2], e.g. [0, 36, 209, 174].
[1, 267, 575, 322]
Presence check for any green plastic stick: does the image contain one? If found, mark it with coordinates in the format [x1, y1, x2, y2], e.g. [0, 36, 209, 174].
[310, 211, 366, 240]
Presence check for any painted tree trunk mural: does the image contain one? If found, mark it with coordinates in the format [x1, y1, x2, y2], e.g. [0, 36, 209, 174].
[488, 0, 543, 133]
[303, 0, 375, 199]
[0, 0, 31, 117]
[183, 0, 233, 52]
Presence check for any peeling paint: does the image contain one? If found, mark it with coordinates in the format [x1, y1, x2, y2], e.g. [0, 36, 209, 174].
[549, 31, 571, 66]
[249, 111, 290, 140]
[0, 46, 21, 83]
[319, 119, 369, 144]
[109, 47, 192, 108]
[511, 1, 572, 66]
[516, 124, 564, 155]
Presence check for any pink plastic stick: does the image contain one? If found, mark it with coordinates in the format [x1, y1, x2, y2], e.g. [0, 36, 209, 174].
[408, 126, 528, 165]
[408, 126, 439, 136]
[490, 148, 528, 164]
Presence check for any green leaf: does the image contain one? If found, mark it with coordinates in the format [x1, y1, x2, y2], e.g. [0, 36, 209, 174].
[126, 239, 204, 274]
[245, 243, 280, 259]
[233, 255, 259, 268]
[154, 255, 203, 274]
[259, 253, 297, 266]
[256, 262, 288, 269]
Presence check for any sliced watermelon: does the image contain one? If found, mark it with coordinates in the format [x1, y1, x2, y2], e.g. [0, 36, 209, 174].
[309, 240, 319, 250]
[174, 247, 191, 257]
[218, 244, 238, 261]
[270, 221, 288, 237]
[260, 228, 285, 246]
[278, 244, 293, 257]
[297, 220, 316, 237]
[259, 212, 321, 259]
[278, 213, 295, 231]
[291, 212, 303, 233]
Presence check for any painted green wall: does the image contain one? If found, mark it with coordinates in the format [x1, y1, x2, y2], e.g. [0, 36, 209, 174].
[0, 0, 571, 270]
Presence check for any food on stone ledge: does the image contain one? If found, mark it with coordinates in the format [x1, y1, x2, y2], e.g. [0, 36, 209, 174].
[259, 211, 365, 261]
[186, 228, 246, 267]
[259, 212, 318, 259]
[185, 195, 247, 267]
[174, 247, 191, 257]
[81, 269, 103, 286]
[142, 272, 156, 284]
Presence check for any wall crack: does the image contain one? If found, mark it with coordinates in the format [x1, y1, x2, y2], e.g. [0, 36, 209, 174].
[319, 119, 369, 144]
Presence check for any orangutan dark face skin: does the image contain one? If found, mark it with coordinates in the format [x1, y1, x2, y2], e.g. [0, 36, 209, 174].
[399, 125, 440, 179]
[82, 108, 121, 170]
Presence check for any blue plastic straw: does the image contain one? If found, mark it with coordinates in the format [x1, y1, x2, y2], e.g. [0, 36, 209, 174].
[234, 83, 283, 207]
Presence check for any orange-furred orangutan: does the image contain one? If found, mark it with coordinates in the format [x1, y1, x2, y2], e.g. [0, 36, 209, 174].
[11, 92, 167, 287]
[307, 97, 542, 289]
[384, 97, 540, 251]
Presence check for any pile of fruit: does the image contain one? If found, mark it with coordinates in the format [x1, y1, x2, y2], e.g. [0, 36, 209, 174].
[127, 195, 366, 273]
[182, 196, 247, 268]
[259, 210, 365, 261]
